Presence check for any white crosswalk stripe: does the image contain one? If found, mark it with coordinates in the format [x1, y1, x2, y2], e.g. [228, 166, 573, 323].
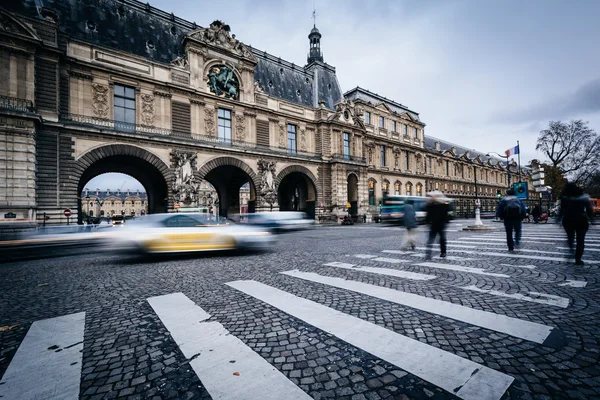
[414, 261, 511, 277]
[0, 312, 85, 400]
[461, 285, 570, 308]
[499, 263, 537, 269]
[383, 249, 474, 261]
[227, 280, 515, 400]
[558, 280, 587, 288]
[282, 270, 558, 344]
[324, 261, 438, 281]
[147, 293, 310, 400]
[434, 249, 600, 264]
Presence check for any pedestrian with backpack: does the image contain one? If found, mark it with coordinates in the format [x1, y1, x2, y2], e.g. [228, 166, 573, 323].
[496, 188, 526, 251]
[558, 182, 593, 266]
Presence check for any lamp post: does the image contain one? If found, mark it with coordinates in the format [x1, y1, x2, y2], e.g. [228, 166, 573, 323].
[485, 152, 511, 189]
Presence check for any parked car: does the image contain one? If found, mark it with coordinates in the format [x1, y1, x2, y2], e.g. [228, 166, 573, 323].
[242, 212, 314, 232]
[109, 213, 274, 254]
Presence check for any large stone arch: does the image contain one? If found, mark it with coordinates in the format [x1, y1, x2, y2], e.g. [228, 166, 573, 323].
[73, 144, 173, 223]
[276, 165, 318, 218]
[197, 156, 258, 217]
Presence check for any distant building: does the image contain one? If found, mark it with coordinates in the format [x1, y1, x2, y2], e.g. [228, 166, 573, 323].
[82, 188, 148, 218]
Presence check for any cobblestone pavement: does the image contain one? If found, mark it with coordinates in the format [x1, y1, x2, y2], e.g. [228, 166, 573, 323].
[1, 221, 599, 400]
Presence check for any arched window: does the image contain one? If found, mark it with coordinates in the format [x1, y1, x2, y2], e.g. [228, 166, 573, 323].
[89, 201, 93, 207]
[100, 210, 105, 216]
[89, 210, 93, 217]
[416, 183, 423, 197]
[405, 182, 413, 196]
[394, 181, 401, 195]
[382, 180, 390, 196]
[368, 179, 376, 206]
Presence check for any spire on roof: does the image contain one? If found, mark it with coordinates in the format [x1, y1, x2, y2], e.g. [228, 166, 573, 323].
[307, 8, 323, 64]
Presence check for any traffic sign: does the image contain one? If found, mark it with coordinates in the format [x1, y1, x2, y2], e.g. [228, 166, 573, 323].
[63, 209, 72, 217]
[346, 202, 351, 209]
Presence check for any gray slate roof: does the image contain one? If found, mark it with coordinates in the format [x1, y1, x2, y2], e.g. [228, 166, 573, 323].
[423, 136, 506, 165]
[82, 189, 148, 200]
[344, 87, 421, 121]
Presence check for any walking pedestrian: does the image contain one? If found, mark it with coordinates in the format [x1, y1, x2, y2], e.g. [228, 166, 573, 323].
[558, 182, 593, 266]
[425, 191, 451, 259]
[400, 199, 417, 250]
[532, 203, 541, 223]
[496, 188, 526, 252]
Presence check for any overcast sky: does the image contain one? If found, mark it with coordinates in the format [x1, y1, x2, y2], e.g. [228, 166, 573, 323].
[87, 0, 600, 191]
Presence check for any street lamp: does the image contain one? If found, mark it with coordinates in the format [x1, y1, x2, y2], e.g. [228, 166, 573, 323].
[485, 152, 511, 189]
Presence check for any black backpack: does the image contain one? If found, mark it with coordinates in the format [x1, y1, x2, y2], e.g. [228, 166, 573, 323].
[505, 199, 522, 219]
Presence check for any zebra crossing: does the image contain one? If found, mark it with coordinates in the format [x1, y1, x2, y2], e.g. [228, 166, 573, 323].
[2, 230, 594, 400]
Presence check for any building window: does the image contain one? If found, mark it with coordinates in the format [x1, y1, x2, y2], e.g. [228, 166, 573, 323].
[343, 132, 350, 159]
[218, 108, 232, 143]
[427, 157, 432, 174]
[394, 181, 401, 195]
[368, 180, 376, 206]
[89, 210, 94, 217]
[461, 165, 465, 178]
[404, 151, 409, 170]
[287, 124, 297, 154]
[406, 182, 413, 196]
[380, 145, 386, 166]
[403, 124, 407, 136]
[365, 111, 371, 125]
[114, 85, 135, 132]
[416, 183, 423, 197]
[379, 116, 385, 128]
[392, 121, 397, 132]
[100, 210, 105, 216]
[382, 181, 389, 196]
[446, 161, 450, 176]
[414, 127, 418, 138]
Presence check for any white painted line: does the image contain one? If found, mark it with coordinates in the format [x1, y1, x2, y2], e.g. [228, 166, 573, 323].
[354, 254, 378, 259]
[462, 285, 570, 308]
[449, 241, 507, 246]
[451, 242, 574, 256]
[443, 249, 600, 264]
[415, 262, 511, 278]
[372, 256, 411, 264]
[0, 312, 85, 400]
[323, 262, 437, 281]
[558, 280, 587, 288]
[283, 270, 556, 344]
[500, 263, 537, 270]
[412, 250, 475, 261]
[457, 237, 552, 245]
[147, 293, 310, 400]
[558, 246, 600, 252]
[383, 250, 420, 255]
[480, 235, 600, 243]
[227, 280, 515, 400]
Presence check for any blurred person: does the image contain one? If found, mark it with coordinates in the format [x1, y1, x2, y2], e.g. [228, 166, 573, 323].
[400, 199, 417, 250]
[425, 191, 450, 259]
[496, 188, 526, 252]
[558, 182, 593, 266]
[532, 203, 541, 223]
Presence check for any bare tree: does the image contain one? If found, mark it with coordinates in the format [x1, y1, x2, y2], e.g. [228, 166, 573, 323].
[536, 120, 600, 186]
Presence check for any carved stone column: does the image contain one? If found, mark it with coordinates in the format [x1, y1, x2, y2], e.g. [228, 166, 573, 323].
[255, 159, 279, 211]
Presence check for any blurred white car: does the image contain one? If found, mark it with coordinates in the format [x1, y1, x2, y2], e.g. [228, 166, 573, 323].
[242, 212, 314, 232]
[109, 213, 274, 254]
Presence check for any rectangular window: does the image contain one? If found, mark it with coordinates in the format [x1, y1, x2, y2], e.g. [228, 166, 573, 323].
[392, 121, 397, 132]
[380, 145, 386, 166]
[403, 124, 407, 136]
[414, 127, 418, 138]
[427, 157, 432, 174]
[405, 151, 409, 170]
[287, 124, 297, 154]
[461, 165, 465, 178]
[343, 132, 350, 159]
[446, 160, 450, 176]
[379, 116, 385, 128]
[114, 85, 135, 132]
[218, 108, 232, 143]
[365, 111, 371, 125]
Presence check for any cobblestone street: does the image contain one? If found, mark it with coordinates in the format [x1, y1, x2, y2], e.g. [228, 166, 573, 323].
[1, 222, 599, 400]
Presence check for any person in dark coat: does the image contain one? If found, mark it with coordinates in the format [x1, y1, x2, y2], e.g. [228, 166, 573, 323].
[496, 188, 527, 251]
[558, 182, 593, 265]
[400, 199, 417, 250]
[425, 191, 451, 259]
[531, 204, 541, 223]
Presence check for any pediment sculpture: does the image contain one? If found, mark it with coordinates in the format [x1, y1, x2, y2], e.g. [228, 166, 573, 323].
[187, 20, 256, 61]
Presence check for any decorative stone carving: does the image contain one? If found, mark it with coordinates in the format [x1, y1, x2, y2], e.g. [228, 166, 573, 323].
[204, 107, 216, 136]
[172, 151, 201, 206]
[368, 147, 373, 164]
[332, 97, 365, 128]
[257, 159, 277, 209]
[140, 94, 154, 125]
[278, 123, 286, 148]
[254, 81, 264, 93]
[188, 20, 255, 60]
[394, 153, 399, 169]
[0, 12, 31, 36]
[300, 128, 307, 152]
[207, 65, 239, 100]
[235, 114, 245, 141]
[171, 54, 189, 69]
[91, 83, 109, 117]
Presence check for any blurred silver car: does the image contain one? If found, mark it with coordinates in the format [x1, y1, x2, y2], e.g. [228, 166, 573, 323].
[241, 212, 314, 232]
[108, 213, 274, 254]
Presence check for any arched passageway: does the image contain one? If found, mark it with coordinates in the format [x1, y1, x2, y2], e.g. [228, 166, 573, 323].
[347, 173, 359, 216]
[277, 170, 317, 219]
[75, 146, 171, 224]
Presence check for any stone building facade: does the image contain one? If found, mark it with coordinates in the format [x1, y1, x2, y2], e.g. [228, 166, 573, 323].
[81, 188, 148, 219]
[0, 0, 530, 224]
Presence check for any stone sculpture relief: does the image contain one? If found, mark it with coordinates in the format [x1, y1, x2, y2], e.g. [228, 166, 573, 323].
[257, 159, 277, 209]
[91, 83, 109, 117]
[171, 54, 189, 69]
[189, 20, 254, 59]
[140, 94, 154, 125]
[300, 128, 307, 152]
[172, 151, 201, 206]
[207, 65, 239, 100]
[235, 114, 246, 141]
[278, 123, 286, 148]
[204, 107, 216, 136]
[254, 81, 265, 93]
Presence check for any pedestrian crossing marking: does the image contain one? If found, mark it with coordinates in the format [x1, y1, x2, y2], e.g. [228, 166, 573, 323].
[282, 270, 557, 344]
[0, 312, 85, 400]
[440, 249, 600, 264]
[500, 263, 537, 269]
[382, 250, 419, 255]
[323, 262, 437, 281]
[479, 235, 600, 243]
[415, 262, 511, 278]
[558, 280, 587, 288]
[147, 293, 311, 400]
[461, 285, 570, 308]
[558, 246, 600, 252]
[412, 250, 475, 261]
[354, 254, 378, 259]
[226, 280, 515, 400]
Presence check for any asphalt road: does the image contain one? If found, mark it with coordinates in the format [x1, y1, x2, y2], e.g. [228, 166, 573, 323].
[1, 222, 599, 400]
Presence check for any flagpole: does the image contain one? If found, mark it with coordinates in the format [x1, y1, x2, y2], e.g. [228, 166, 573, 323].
[517, 141, 521, 182]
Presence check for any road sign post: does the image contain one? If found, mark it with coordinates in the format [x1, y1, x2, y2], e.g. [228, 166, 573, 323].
[64, 208, 72, 225]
